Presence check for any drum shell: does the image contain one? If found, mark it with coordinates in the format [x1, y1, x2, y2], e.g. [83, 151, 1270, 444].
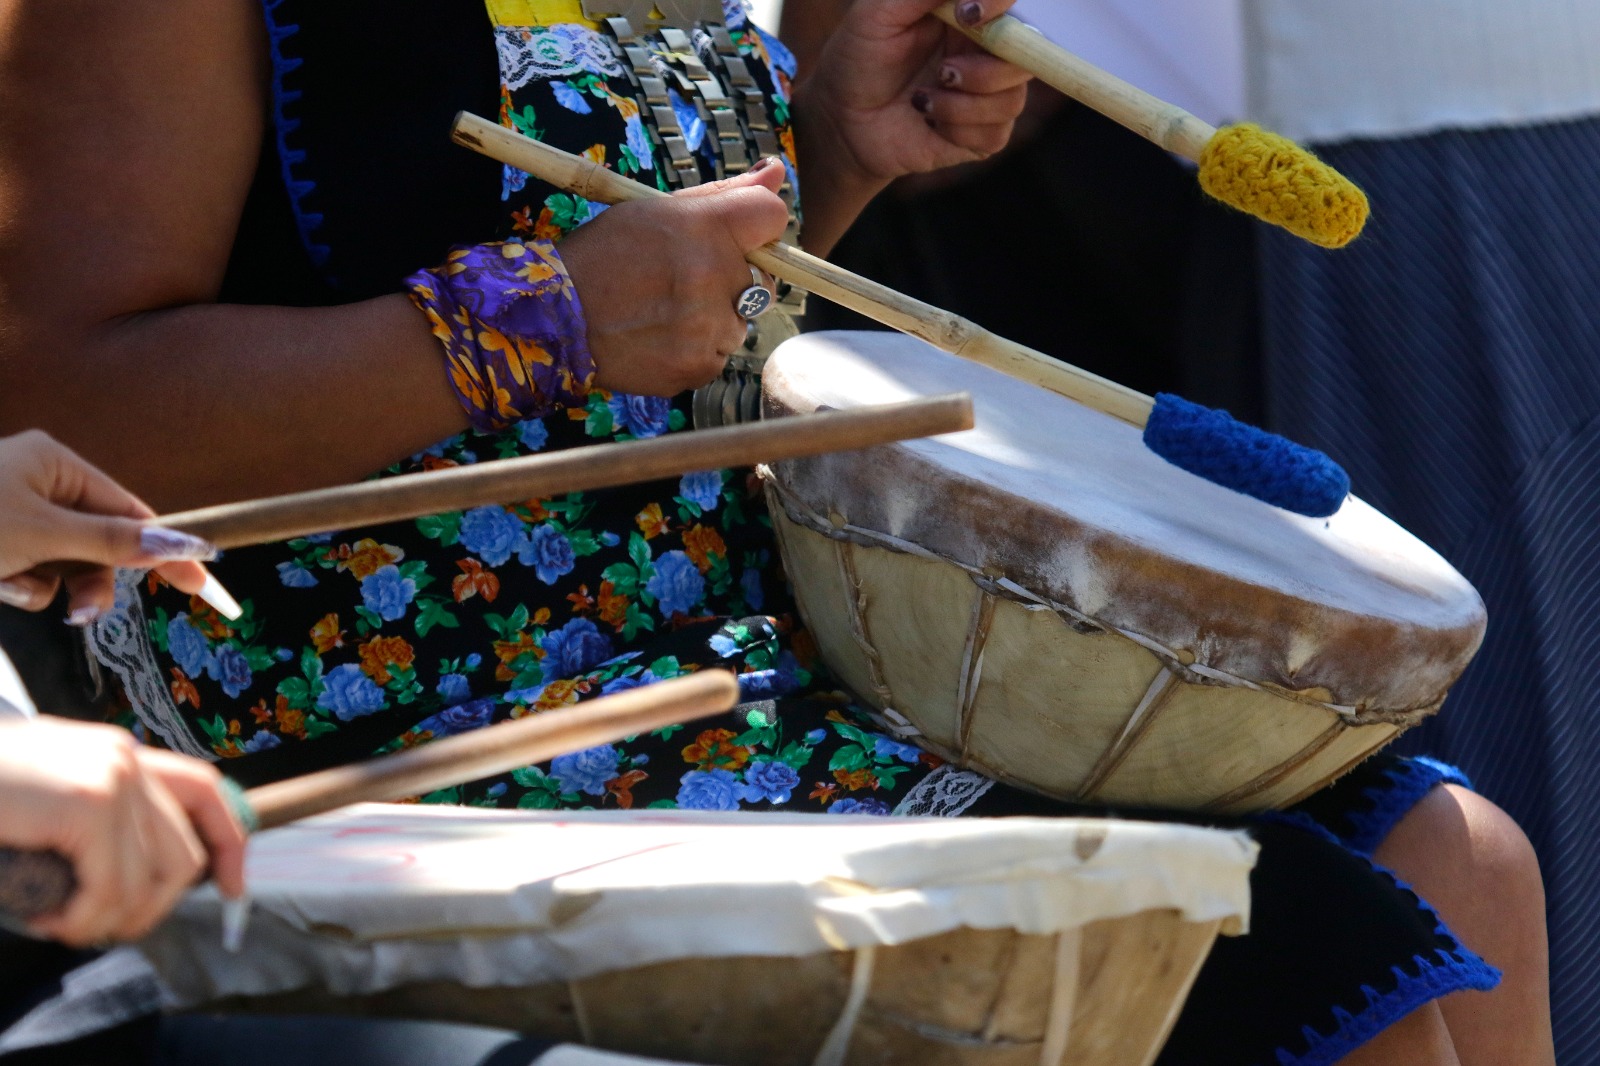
[138, 806, 1256, 1066]
[757, 331, 1486, 814]
[162, 911, 1223, 1066]
[765, 497, 1405, 814]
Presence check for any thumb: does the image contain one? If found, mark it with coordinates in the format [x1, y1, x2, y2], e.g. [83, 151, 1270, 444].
[671, 155, 787, 201]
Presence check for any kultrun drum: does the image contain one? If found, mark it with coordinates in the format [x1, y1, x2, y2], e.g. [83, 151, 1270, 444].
[759, 331, 1486, 813]
[138, 805, 1256, 1066]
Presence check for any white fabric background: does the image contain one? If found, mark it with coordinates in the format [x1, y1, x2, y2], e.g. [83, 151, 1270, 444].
[1243, 0, 1600, 144]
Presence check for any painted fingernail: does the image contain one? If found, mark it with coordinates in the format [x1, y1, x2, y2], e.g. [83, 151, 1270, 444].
[66, 605, 103, 627]
[911, 89, 932, 114]
[956, 1, 984, 26]
[750, 155, 782, 172]
[939, 65, 962, 89]
[0, 580, 36, 610]
[197, 573, 244, 621]
[140, 527, 219, 562]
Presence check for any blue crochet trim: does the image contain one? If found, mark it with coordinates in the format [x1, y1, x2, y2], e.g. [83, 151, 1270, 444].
[1343, 756, 1473, 857]
[261, 0, 332, 270]
[1259, 811, 1501, 1066]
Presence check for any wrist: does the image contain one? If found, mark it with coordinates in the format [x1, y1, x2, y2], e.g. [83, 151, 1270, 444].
[790, 77, 891, 255]
[405, 240, 595, 433]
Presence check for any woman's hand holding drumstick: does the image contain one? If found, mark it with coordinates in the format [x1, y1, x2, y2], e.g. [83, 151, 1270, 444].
[451, 113, 1153, 426]
[0, 396, 972, 936]
[0, 431, 235, 622]
[451, 113, 1351, 518]
[0, 671, 741, 933]
[928, 2, 1369, 249]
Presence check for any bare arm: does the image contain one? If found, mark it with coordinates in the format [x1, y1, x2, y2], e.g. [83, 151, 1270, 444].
[0, 0, 468, 510]
[0, 1, 790, 512]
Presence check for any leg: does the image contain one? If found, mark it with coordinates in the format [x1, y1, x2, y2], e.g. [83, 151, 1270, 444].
[1338, 1003, 1460, 1066]
[1372, 785, 1554, 1066]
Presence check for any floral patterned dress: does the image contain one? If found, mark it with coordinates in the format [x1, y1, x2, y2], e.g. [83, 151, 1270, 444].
[82, 3, 1501, 1063]
[96, 1, 928, 820]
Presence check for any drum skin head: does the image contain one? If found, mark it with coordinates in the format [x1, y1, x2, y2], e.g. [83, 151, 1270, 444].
[761, 331, 1486, 717]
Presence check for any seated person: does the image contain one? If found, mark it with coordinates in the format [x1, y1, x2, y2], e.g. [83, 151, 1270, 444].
[0, 2, 1551, 1061]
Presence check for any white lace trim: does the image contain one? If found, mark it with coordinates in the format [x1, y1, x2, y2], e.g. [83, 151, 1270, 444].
[495, 24, 625, 89]
[87, 570, 213, 760]
[892, 764, 995, 818]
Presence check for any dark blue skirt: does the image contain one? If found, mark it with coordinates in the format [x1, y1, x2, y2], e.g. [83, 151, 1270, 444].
[1260, 113, 1600, 1063]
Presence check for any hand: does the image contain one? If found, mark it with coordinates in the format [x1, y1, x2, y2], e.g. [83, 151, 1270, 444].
[0, 717, 248, 946]
[0, 431, 215, 620]
[557, 161, 790, 397]
[796, 0, 1032, 185]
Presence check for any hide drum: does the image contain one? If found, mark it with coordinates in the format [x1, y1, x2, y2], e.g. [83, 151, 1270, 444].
[760, 332, 1486, 814]
[140, 805, 1257, 1066]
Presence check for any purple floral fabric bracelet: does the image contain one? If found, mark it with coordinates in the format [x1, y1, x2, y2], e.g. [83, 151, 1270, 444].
[406, 240, 596, 432]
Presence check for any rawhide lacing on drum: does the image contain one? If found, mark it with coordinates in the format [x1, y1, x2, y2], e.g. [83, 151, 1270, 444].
[760, 469, 1438, 729]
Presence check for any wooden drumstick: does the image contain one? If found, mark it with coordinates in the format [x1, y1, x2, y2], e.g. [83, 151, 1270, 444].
[929, 3, 1368, 249]
[451, 112, 1154, 427]
[451, 113, 1353, 518]
[152, 395, 973, 550]
[0, 671, 739, 925]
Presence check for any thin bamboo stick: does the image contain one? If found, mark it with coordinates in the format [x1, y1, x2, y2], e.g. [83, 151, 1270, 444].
[247, 670, 738, 828]
[451, 112, 1155, 428]
[156, 394, 973, 550]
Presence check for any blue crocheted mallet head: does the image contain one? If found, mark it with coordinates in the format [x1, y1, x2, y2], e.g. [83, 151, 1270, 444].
[1143, 394, 1350, 518]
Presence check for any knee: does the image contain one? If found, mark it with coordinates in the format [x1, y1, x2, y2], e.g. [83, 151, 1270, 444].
[1376, 784, 1545, 918]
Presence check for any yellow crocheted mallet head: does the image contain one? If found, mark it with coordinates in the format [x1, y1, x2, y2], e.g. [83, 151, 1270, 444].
[935, 5, 1372, 249]
[1198, 124, 1369, 249]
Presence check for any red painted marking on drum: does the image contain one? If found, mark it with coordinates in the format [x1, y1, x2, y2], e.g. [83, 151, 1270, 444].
[539, 841, 688, 882]
[247, 844, 421, 883]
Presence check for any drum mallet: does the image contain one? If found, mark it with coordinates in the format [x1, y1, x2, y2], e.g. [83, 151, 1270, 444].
[0, 670, 741, 929]
[126, 395, 971, 550]
[452, 113, 1350, 519]
[932, 4, 1367, 250]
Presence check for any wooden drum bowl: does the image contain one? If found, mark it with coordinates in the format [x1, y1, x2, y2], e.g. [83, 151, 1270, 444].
[761, 332, 1486, 814]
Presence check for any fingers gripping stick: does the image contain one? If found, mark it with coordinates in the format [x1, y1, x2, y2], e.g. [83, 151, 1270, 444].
[452, 114, 1351, 517]
[0, 672, 743, 927]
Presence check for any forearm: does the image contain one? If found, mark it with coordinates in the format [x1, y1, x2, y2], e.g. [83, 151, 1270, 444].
[0, 296, 467, 511]
[790, 79, 891, 258]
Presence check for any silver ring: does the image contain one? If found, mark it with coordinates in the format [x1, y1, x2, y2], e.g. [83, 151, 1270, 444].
[735, 266, 773, 320]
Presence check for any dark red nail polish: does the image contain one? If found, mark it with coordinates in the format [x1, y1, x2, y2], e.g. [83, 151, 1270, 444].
[751, 155, 781, 172]
[911, 89, 932, 114]
[939, 65, 961, 88]
[956, 1, 984, 26]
